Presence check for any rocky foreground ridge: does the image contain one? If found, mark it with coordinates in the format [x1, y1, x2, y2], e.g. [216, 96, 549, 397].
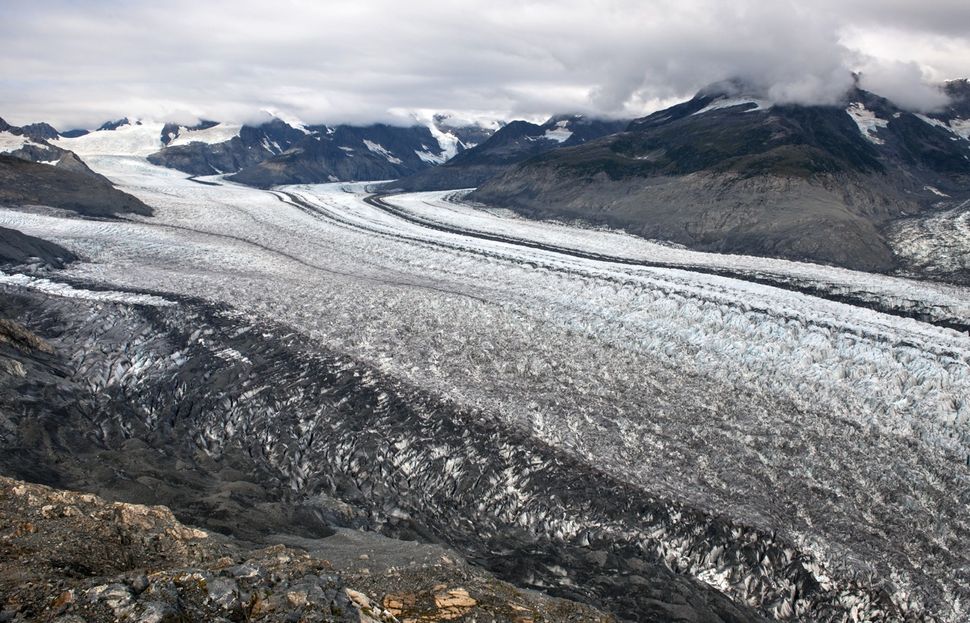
[0, 475, 612, 622]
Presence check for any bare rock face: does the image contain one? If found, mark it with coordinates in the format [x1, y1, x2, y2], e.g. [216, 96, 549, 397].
[470, 167, 908, 272]
[0, 476, 614, 623]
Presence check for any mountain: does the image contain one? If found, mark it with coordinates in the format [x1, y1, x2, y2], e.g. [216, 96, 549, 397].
[227, 122, 466, 188]
[0, 119, 152, 265]
[39, 113, 497, 186]
[0, 116, 69, 163]
[385, 114, 630, 191]
[224, 116, 500, 188]
[468, 82, 970, 273]
[148, 118, 308, 175]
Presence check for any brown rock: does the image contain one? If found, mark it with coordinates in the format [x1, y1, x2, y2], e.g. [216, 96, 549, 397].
[433, 588, 476, 620]
[51, 589, 74, 614]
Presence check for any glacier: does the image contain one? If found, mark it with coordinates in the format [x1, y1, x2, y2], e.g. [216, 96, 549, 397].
[0, 153, 968, 621]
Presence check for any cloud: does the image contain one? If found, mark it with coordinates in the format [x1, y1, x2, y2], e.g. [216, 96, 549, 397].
[0, 0, 967, 128]
[857, 60, 951, 111]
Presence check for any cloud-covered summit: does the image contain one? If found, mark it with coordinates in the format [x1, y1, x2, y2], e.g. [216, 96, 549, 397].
[0, 0, 967, 128]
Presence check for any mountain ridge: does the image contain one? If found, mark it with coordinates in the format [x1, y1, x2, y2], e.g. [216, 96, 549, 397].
[465, 82, 970, 273]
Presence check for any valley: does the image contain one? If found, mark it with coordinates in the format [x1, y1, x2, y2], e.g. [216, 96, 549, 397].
[1, 154, 968, 621]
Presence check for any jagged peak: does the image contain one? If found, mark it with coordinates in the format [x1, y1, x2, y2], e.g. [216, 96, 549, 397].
[97, 117, 134, 131]
[20, 122, 60, 141]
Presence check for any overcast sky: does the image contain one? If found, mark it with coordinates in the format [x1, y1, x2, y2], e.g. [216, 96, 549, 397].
[1, 0, 968, 129]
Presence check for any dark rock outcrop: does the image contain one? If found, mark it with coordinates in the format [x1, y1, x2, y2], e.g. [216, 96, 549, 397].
[0, 154, 152, 217]
[0, 226, 76, 268]
[19, 122, 60, 141]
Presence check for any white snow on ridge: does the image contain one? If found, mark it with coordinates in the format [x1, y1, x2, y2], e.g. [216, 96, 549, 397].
[53, 121, 166, 157]
[916, 114, 949, 130]
[846, 103, 888, 144]
[168, 123, 241, 147]
[0, 131, 31, 154]
[427, 121, 462, 163]
[414, 148, 444, 164]
[916, 114, 970, 141]
[693, 98, 769, 116]
[949, 118, 970, 140]
[362, 140, 403, 164]
[261, 108, 311, 134]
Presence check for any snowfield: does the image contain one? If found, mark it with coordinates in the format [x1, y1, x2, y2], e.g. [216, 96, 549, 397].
[167, 122, 242, 147]
[0, 155, 968, 621]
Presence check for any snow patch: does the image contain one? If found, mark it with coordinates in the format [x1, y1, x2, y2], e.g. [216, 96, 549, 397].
[924, 186, 950, 197]
[949, 118, 970, 140]
[692, 98, 769, 116]
[0, 131, 31, 154]
[846, 103, 888, 145]
[916, 114, 970, 141]
[261, 108, 311, 134]
[414, 149, 444, 164]
[916, 114, 949, 130]
[543, 120, 573, 143]
[427, 123, 461, 163]
[362, 140, 403, 164]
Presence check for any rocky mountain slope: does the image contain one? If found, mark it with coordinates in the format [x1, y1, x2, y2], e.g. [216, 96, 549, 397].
[227, 123, 473, 188]
[386, 115, 629, 191]
[148, 117, 310, 176]
[0, 154, 152, 217]
[468, 81, 970, 273]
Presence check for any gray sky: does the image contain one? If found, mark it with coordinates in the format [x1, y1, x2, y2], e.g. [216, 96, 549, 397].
[1, 0, 968, 128]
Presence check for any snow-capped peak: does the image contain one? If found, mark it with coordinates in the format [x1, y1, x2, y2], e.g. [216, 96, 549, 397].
[260, 108, 311, 134]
